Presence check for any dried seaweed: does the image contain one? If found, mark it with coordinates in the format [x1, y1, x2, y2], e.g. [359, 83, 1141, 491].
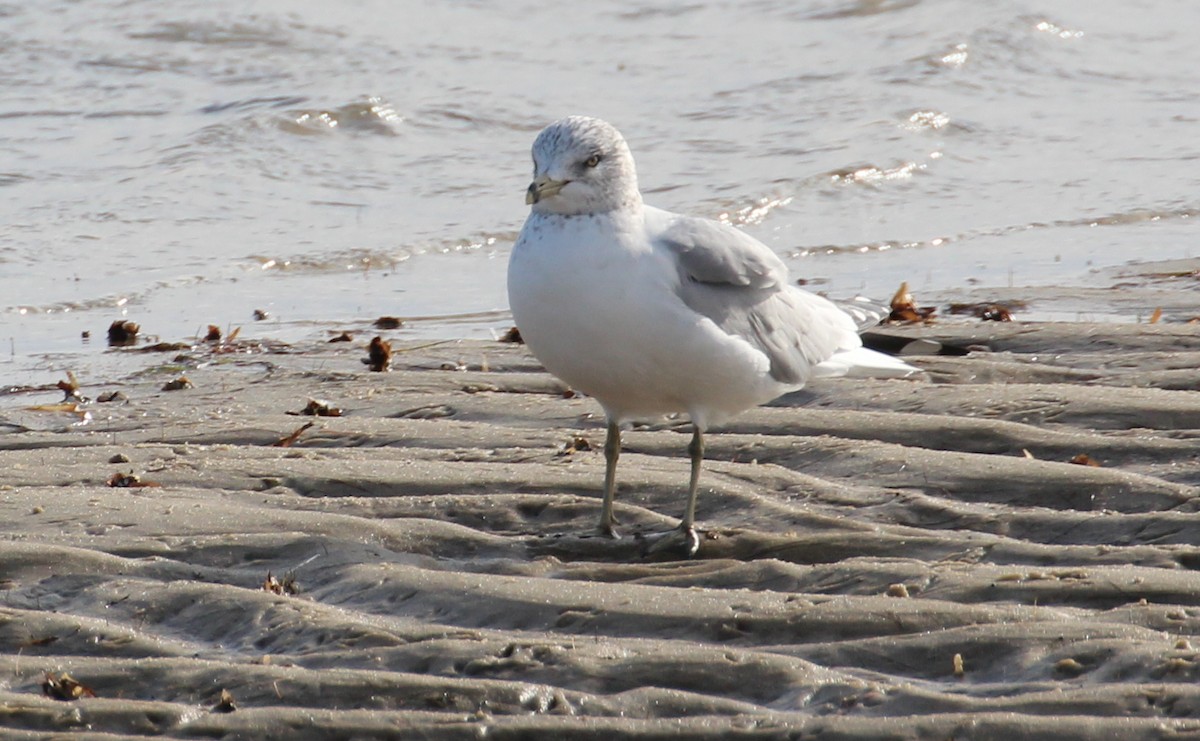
[292, 399, 342, 417]
[558, 435, 592, 455]
[161, 376, 193, 391]
[42, 672, 96, 701]
[947, 302, 1019, 322]
[887, 282, 936, 324]
[106, 320, 140, 346]
[137, 342, 192, 353]
[273, 421, 315, 447]
[364, 336, 393, 372]
[106, 471, 162, 488]
[56, 371, 85, 402]
[211, 688, 237, 713]
[373, 316, 404, 329]
[262, 571, 299, 595]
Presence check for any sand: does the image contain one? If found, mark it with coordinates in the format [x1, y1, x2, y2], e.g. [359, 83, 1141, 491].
[2, 271, 1200, 739]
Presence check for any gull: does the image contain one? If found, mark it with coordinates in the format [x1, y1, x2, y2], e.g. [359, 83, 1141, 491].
[507, 116, 917, 555]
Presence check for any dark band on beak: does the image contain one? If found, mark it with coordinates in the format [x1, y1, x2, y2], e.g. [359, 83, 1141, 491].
[526, 176, 568, 205]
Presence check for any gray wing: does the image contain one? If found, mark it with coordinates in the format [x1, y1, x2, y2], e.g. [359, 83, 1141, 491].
[834, 296, 889, 332]
[652, 208, 860, 385]
[653, 211, 788, 289]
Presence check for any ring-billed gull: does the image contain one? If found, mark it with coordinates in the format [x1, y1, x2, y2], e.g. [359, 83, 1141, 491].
[508, 116, 917, 555]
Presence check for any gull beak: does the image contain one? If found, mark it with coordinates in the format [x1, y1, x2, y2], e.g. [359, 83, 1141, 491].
[525, 175, 568, 205]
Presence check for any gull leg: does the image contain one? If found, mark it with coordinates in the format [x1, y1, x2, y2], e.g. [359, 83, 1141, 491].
[678, 426, 703, 556]
[597, 419, 621, 539]
[643, 425, 703, 558]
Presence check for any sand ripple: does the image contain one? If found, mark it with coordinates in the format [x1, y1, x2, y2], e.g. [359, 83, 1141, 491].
[2, 320, 1200, 738]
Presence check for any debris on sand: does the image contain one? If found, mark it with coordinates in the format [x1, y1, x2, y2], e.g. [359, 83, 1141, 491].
[106, 471, 162, 488]
[887, 282, 936, 323]
[273, 421, 315, 448]
[373, 316, 404, 330]
[262, 571, 299, 596]
[558, 435, 592, 455]
[107, 320, 140, 346]
[211, 688, 238, 713]
[161, 376, 193, 391]
[137, 342, 192, 353]
[947, 302, 1020, 322]
[42, 673, 96, 701]
[292, 399, 343, 417]
[364, 336, 393, 372]
[56, 371, 85, 403]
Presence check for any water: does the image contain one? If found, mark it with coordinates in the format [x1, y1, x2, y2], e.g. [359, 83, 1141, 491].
[3, 0, 1197, 386]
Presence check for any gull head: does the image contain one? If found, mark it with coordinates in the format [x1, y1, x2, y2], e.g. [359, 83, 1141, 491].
[525, 116, 640, 216]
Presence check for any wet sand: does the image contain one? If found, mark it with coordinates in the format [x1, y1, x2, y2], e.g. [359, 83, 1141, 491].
[3, 275, 1200, 739]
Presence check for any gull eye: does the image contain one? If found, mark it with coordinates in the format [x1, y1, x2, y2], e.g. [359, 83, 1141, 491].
[584, 154, 602, 168]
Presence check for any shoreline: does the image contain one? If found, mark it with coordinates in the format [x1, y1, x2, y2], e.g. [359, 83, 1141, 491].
[5, 254, 1198, 392]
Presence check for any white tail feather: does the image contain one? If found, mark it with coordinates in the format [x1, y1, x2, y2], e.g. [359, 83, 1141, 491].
[812, 346, 920, 379]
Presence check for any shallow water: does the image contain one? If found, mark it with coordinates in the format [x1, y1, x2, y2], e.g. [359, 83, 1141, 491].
[2, 0, 1197, 385]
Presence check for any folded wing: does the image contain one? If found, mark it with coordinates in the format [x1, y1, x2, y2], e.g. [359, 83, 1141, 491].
[652, 208, 864, 385]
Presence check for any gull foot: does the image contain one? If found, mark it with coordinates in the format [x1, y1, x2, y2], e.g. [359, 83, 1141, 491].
[640, 524, 701, 559]
[596, 521, 622, 540]
[527, 528, 641, 561]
